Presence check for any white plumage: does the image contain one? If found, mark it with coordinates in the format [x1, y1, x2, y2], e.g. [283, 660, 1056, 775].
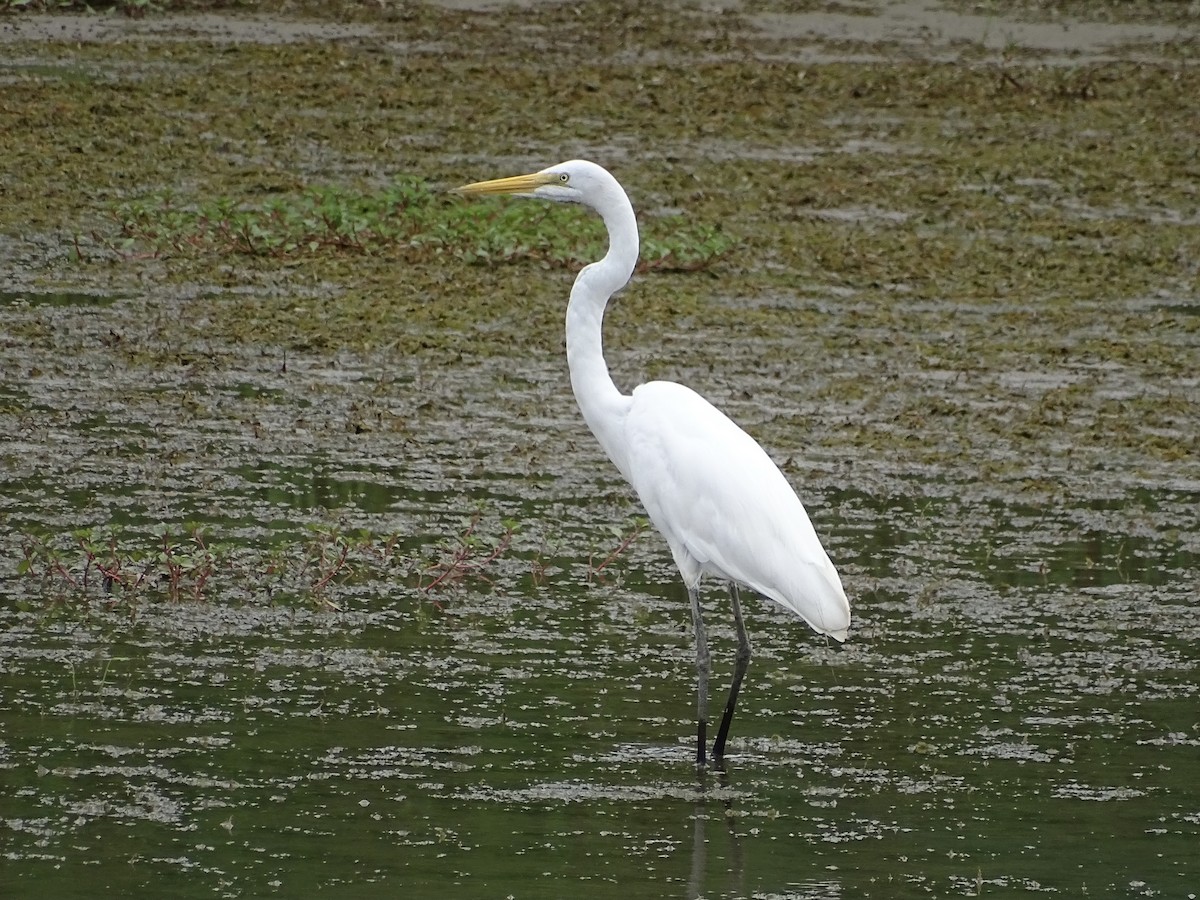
[625, 380, 849, 640]
[456, 159, 850, 765]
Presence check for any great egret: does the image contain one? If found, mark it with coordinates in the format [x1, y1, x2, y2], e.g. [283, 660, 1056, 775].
[455, 160, 850, 766]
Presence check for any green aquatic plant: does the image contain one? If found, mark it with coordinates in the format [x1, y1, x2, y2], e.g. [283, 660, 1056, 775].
[105, 178, 732, 273]
[17, 523, 222, 613]
[15, 522, 409, 613]
[587, 516, 649, 585]
[419, 509, 519, 592]
[13, 514, 543, 614]
[279, 522, 409, 611]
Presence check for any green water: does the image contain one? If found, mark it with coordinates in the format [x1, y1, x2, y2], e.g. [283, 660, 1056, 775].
[2, 404, 1197, 897]
[1, 286, 1197, 898]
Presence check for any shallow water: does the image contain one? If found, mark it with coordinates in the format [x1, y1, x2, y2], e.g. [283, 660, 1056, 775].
[2, 331, 1197, 897]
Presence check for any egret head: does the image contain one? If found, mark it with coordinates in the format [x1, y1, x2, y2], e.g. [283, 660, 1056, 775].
[454, 158, 638, 273]
[453, 159, 616, 207]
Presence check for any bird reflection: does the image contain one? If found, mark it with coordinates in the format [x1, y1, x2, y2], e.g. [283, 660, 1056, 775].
[687, 768, 745, 900]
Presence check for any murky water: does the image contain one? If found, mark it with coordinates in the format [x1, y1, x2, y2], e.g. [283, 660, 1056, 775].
[2, 293, 1197, 897]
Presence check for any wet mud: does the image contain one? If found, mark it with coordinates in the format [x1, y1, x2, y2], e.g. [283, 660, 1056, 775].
[1, 1, 1197, 897]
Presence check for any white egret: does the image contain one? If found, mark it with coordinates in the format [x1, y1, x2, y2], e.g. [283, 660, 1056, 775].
[455, 160, 850, 766]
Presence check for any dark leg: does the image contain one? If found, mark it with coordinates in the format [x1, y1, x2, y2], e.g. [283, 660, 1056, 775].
[688, 586, 710, 767]
[712, 583, 751, 762]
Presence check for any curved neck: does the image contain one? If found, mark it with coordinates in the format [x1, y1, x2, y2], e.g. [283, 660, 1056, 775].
[565, 193, 639, 480]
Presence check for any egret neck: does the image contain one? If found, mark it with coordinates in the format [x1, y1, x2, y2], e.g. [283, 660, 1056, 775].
[564, 185, 639, 483]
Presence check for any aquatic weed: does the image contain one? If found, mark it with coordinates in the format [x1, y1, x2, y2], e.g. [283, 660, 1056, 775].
[419, 509, 519, 592]
[103, 179, 733, 273]
[17, 523, 220, 615]
[15, 522, 414, 614]
[587, 516, 649, 585]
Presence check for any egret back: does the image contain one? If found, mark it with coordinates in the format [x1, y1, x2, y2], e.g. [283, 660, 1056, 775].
[622, 381, 850, 641]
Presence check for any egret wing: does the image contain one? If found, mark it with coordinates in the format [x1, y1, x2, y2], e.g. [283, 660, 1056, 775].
[624, 381, 849, 640]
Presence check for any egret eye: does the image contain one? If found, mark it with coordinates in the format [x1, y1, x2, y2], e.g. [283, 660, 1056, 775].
[558, 173, 570, 184]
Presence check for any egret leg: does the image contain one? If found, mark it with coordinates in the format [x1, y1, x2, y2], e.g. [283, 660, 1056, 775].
[688, 586, 711, 767]
[712, 583, 751, 762]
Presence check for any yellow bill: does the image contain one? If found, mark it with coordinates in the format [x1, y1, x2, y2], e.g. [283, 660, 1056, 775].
[452, 171, 559, 197]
